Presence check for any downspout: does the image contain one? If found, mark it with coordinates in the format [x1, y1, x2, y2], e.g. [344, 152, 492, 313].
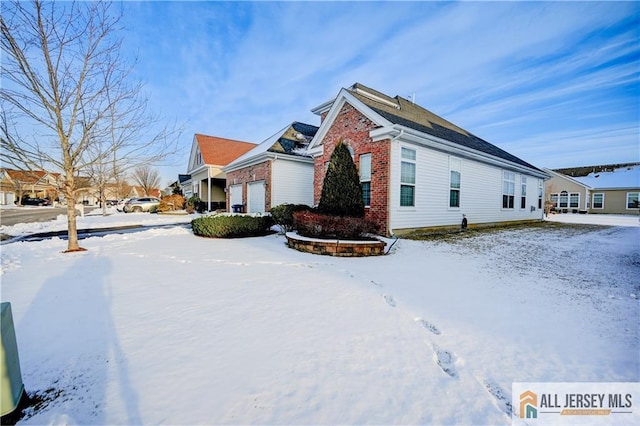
[386, 129, 404, 236]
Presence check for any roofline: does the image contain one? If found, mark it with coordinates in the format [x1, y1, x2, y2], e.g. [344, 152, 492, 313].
[542, 168, 592, 189]
[223, 151, 313, 173]
[308, 88, 394, 151]
[384, 124, 548, 179]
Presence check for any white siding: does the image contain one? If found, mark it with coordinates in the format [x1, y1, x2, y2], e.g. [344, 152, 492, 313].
[389, 140, 544, 232]
[271, 159, 314, 207]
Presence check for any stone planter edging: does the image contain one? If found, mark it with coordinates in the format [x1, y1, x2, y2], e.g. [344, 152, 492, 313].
[285, 232, 386, 257]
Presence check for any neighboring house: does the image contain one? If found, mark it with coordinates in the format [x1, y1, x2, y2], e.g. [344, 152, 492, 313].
[182, 134, 256, 211]
[0, 168, 62, 205]
[543, 168, 591, 213]
[223, 122, 319, 213]
[306, 83, 548, 236]
[544, 164, 640, 214]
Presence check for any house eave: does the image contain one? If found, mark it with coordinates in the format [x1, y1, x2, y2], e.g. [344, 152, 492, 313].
[224, 151, 313, 173]
[378, 124, 548, 179]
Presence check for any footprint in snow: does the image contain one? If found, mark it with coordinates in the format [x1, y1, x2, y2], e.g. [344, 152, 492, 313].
[432, 344, 456, 378]
[480, 378, 513, 416]
[371, 280, 383, 287]
[383, 294, 396, 307]
[415, 317, 441, 335]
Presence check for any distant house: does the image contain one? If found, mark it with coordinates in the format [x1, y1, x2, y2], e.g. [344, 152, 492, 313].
[181, 134, 256, 211]
[545, 165, 639, 214]
[543, 169, 591, 213]
[306, 83, 548, 236]
[223, 122, 319, 213]
[0, 168, 61, 205]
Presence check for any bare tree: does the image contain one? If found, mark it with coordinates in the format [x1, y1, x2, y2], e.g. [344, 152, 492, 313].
[132, 165, 161, 197]
[1, 0, 178, 252]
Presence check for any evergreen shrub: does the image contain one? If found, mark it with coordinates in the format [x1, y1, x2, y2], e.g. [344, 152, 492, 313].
[293, 211, 378, 240]
[270, 203, 312, 232]
[318, 140, 365, 217]
[192, 215, 274, 238]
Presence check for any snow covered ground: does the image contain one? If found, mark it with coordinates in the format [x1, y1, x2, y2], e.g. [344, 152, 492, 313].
[1, 211, 638, 425]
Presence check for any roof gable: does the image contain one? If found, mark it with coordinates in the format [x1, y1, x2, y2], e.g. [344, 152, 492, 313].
[187, 134, 257, 171]
[349, 83, 539, 171]
[225, 122, 318, 171]
[310, 83, 542, 174]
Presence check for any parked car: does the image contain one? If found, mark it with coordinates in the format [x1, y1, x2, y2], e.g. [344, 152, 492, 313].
[19, 197, 51, 206]
[123, 197, 161, 213]
[116, 198, 130, 212]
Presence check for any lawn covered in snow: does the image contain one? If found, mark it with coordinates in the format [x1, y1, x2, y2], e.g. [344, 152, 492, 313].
[1, 212, 638, 425]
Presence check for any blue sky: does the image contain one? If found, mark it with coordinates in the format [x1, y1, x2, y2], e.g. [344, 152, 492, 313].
[119, 1, 639, 185]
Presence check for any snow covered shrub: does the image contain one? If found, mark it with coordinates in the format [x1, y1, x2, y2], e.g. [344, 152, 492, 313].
[292, 211, 378, 240]
[158, 194, 185, 212]
[191, 215, 274, 238]
[269, 203, 312, 232]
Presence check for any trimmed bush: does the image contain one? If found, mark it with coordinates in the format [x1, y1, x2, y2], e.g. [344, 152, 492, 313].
[158, 194, 185, 212]
[318, 140, 365, 217]
[192, 215, 274, 238]
[270, 203, 312, 232]
[293, 211, 378, 240]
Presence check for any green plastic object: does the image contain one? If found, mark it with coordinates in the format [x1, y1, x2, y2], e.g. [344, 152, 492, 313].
[1, 302, 24, 416]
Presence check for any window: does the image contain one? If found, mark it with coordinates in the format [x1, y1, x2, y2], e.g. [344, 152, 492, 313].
[627, 192, 639, 209]
[360, 153, 371, 207]
[550, 193, 558, 207]
[449, 157, 461, 208]
[502, 171, 515, 209]
[538, 180, 543, 209]
[569, 193, 579, 209]
[196, 150, 203, 166]
[592, 193, 604, 209]
[400, 147, 416, 207]
[520, 176, 527, 209]
[559, 191, 568, 208]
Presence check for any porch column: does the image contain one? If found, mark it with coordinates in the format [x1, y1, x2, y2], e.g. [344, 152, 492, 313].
[207, 167, 211, 212]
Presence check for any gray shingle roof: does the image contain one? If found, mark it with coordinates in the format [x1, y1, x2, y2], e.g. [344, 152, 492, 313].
[348, 83, 540, 171]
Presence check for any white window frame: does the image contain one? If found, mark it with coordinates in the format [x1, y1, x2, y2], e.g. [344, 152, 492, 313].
[538, 180, 543, 209]
[449, 157, 461, 209]
[626, 192, 639, 210]
[592, 193, 604, 209]
[359, 153, 371, 207]
[520, 176, 527, 209]
[502, 171, 515, 209]
[569, 192, 580, 209]
[400, 147, 416, 207]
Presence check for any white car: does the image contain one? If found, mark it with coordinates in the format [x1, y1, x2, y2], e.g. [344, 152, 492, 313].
[116, 198, 130, 212]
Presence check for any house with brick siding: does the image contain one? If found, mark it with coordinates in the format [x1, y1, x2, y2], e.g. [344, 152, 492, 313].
[307, 83, 549, 236]
[224, 122, 318, 213]
[182, 134, 256, 211]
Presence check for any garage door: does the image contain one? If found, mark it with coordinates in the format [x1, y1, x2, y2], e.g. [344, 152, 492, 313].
[247, 181, 266, 214]
[229, 184, 242, 210]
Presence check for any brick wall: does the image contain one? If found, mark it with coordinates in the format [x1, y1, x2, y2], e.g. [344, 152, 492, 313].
[226, 160, 272, 211]
[314, 102, 391, 234]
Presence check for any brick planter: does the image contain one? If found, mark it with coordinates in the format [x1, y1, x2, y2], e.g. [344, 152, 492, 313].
[285, 232, 386, 257]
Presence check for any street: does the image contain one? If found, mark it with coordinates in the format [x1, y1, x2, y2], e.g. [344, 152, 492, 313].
[0, 206, 97, 227]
